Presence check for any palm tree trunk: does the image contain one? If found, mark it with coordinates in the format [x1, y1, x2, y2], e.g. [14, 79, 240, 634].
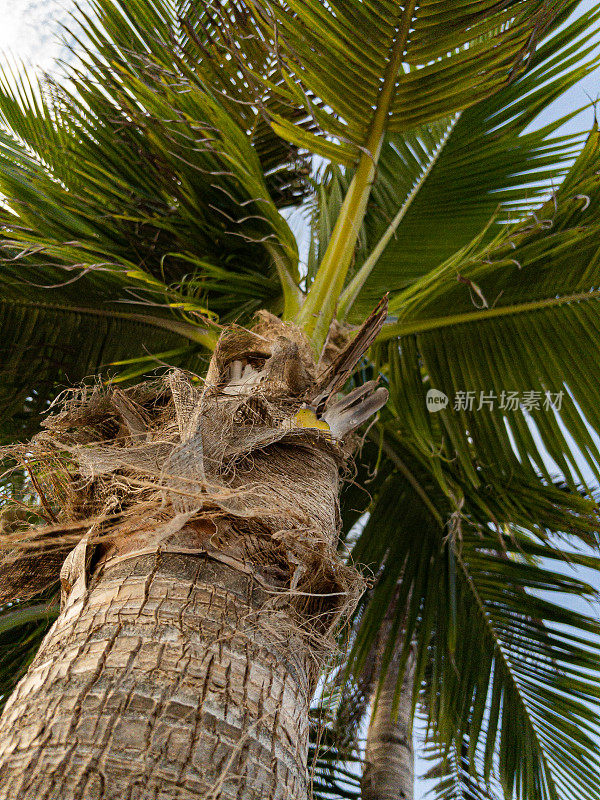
[0, 316, 384, 799]
[361, 638, 414, 800]
[0, 525, 315, 800]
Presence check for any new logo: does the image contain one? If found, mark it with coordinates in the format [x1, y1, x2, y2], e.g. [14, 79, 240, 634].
[426, 389, 449, 412]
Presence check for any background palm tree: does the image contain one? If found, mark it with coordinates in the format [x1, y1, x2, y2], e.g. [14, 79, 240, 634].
[1, 1, 600, 798]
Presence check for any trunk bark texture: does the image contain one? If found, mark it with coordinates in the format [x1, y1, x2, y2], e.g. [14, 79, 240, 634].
[0, 314, 384, 799]
[0, 535, 314, 799]
[361, 642, 414, 800]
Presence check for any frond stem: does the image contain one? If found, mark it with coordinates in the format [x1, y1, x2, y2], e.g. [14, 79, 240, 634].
[338, 114, 461, 320]
[297, 0, 417, 352]
[267, 242, 304, 320]
[0, 298, 218, 350]
[379, 288, 600, 341]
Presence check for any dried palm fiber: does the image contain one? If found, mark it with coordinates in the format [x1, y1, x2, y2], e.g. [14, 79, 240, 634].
[0, 306, 388, 661]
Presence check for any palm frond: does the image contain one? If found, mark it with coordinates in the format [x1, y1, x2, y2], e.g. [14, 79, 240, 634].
[0, 597, 58, 714]
[0, 293, 206, 442]
[309, 728, 362, 800]
[275, 0, 575, 346]
[345, 428, 600, 800]
[79, 0, 314, 205]
[422, 736, 505, 800]
[377, 125, 600, 493]
[0, 0, 316, 432]
[0, 8, 302, 326]
[301, 2, 600, 312]
[252, 0, 574, 165]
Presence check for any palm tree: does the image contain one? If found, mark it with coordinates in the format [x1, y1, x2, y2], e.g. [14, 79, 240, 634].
[0, 1, 600, 798]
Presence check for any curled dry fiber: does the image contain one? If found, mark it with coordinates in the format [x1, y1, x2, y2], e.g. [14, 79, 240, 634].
[0, 312, 389, 798]
[1, 317, 365, 655]
[0, 312, 368, 655]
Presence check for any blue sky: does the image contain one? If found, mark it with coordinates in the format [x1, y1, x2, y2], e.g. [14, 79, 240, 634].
[537, 0, 600, 135]
[0, 1, 77, 69]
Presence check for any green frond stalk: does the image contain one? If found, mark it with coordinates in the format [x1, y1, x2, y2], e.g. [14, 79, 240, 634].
[381, 288, 600, 339]
[337, 114, 461, 321]
[296, 2, 417, 351]
[266, 242, 304, 319]
[1, 298, 218, 348]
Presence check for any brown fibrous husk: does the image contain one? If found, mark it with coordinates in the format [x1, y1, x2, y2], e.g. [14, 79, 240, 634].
[0, 314, 367, 657]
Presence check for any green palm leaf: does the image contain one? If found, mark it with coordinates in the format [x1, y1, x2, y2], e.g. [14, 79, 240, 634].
[253, 0, 573, 165]
[0, 32, 301, 322]
[0, 293, 206, 443]
[0, 1, 317, 434]
[0, 598, 58, 714]
[301, 3, 600, 314]
[346, 433, 600, 800]
[0, 123, 217, 437]
[73, 0, 313, 206]
[423, 737, 505, 800]
[378, 125, 600, 492]
[268, 0, 576, 345]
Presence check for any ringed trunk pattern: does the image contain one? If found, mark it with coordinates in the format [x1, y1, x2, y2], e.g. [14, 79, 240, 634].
[0, 312, 387, 799]
[361, 597, 415, 800]
[0, 539, 314, 799]
[361, 650, 415, 800]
